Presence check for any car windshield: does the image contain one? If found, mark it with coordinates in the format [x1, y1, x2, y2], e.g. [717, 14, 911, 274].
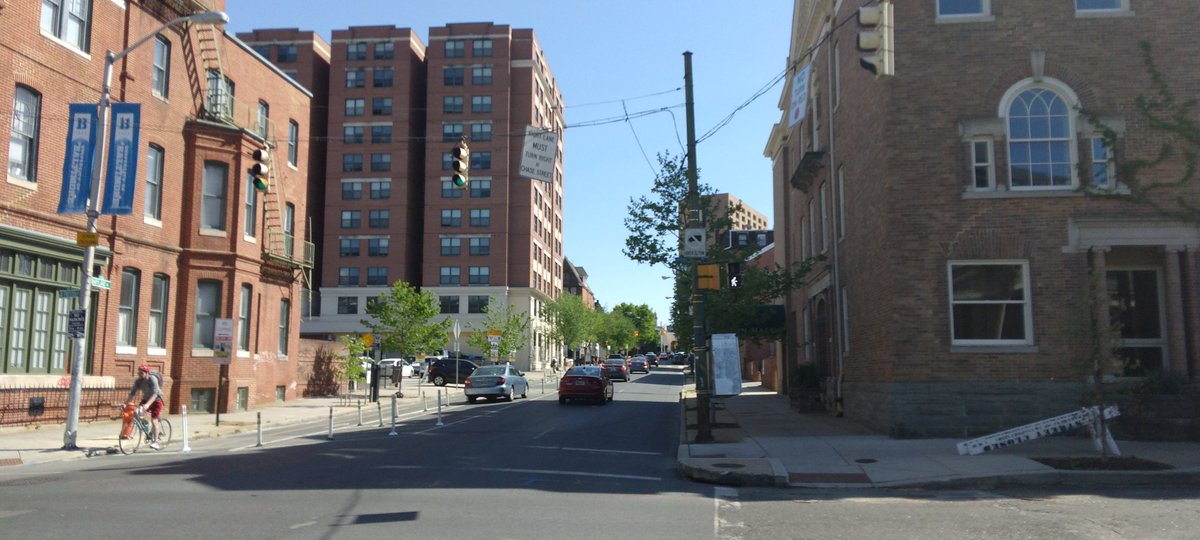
[566, 366, 600, 377]
[472, 366, 505, 376]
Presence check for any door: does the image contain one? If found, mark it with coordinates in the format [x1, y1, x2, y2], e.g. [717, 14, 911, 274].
[1107, 269, 1166, 376]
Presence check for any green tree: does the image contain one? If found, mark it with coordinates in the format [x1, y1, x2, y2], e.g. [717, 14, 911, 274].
[335, 334, 370, 383]
[466, 298, 531, 362]
[541, 293, 592, 359]
[611, 302, 657, 350]
[362, 281, 450, 357]
[596, 311, 637, 353]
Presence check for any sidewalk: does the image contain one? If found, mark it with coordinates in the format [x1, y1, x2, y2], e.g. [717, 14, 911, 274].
[677, 382, 1200, 489]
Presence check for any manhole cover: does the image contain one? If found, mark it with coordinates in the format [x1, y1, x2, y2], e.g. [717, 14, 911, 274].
[712, 462, 746, 469]
[855, 458, 877, 464]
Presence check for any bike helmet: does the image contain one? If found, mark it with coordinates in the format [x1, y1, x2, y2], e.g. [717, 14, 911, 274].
[138, 364, 152, 373]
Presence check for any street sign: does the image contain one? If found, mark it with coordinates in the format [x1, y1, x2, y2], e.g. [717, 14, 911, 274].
[57, 289, 81, 298]
[213, 318, 234, 364]
[361, 333, 375, 347]
[68, 309, 87, 338]
[711, 333, 743, 397]
[89, 276, 111, 290]
[486, 329, 502, 337]
[682, 228, 706, 258]
[519, 125, 558, 183]
[76, 231, 98, 247]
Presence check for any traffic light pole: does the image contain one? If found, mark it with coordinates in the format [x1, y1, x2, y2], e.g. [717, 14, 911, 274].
[683, 52, 713, 443]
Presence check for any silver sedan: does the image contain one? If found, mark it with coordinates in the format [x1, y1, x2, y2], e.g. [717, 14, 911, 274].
[464, 364, 529, 403]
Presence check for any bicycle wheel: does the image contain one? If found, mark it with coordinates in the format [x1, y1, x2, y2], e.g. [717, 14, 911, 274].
[155, 418, 172, 446]
[118, 422, 143, 455]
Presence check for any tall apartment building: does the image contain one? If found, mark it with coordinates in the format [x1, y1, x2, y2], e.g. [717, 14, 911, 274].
[766, 1, 1200, 437]
[1, 0, 314, 425]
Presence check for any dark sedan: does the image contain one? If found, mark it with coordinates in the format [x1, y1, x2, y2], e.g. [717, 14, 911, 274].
[558, 365, 613, 405]
[601, 359, 630, 382]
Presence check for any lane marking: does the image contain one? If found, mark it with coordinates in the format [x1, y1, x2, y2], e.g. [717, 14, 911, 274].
[470, 466, 661, 482]
[714, 486, 744, 539]
[289, 521, 317, 530]
[525, 445, 661, 456]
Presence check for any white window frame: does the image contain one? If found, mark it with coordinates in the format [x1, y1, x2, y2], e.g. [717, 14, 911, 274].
[1075, 0, 1131, 16]
[1000, 78, 1081, 191]
[970, 138, 996, 190]
[278, 299, 290, 357]
[148, 273, 168, 351]
[936, 0, 993, 21]
[1090, 135, 1115, 188]
[152, 35, 170, 99]
[201, 161, 228, 232]
[238, 284, 251, 353]
[287, 120, 298, 166]
[947, 260, 1033, 346]
[117, 268, 139, 349]
[193, 280, 222, 351]
[144, 145, 164, 223]
[40, 0, 91, 52]
[243, 174, 257, 239]
[9, 85, 41, 183]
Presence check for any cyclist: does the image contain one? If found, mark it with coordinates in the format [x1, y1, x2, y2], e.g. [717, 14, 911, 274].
[126, 364, 165, 450]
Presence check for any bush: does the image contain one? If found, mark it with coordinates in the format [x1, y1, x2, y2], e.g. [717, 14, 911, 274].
[1133, 370, 1189, 395]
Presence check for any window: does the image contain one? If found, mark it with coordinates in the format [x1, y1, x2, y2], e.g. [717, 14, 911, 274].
[439, 266, 461, 285]
[340, 238, 360, 257]
[337, 296, 358, 315]
[443, 123, 464, 142]
[152, 36, 170, 98]
[347, 42, 367, 60]
[444, 67, 465, 86]
[472, 66, 493, 85]
[441, 237, 462, 256]
[243, 174, 257, 237]
[948, 261, 1031, 345]
[441, 152, 454, 171]
[256, 101, 269, 137]
[1006, 87, 1074, 189]
[251, 44, 270, 58]
[370, 181, 391, 199]
[473, 39, 493, 57]
[445, 40, 465, 58]
[368, 209, 389, 228]
[444, 96, 464, 114]
[343, 154, 363, 172]
[278, 299, 290, 356]
[938, 0, 988, 17]
[341, 210, 361, 228]
[288, 121, 298, 165]
[368, 238, 388, 256]
[807, 199, 816, 257]
[373, 68, 393, 88]
[367, 267, 388, 286]
[971, 139, 995, 189]
[468, 295, 489, 314]
[819, 183, 829, 252]
[277, 45, 297, 62]
[471, 122, 492, 142]
[371, 125, 391, 144]
[339, 267, 360, 286]
[441, 180, 464, 198]
[118, 269, 140, 347]
[206, 71, 234, 120]
[1077, 0, 1124, 11]
[345, 98, 365, 116]
[370, 153, 391, 172]
[441, 209, 462, 227]
[9, 86, 40, 181]
[346, 69, 366, 88]
[471, 152, 492, 170]
[372, 98, 392, 115]
[194, 280, 222, 349]
[144, 145, 164, 220]
[470, 179, 492, 198]
[439, 296, 460, 314]
[469, 237, 490, 256]
[1091, 137, 1114, 187]
[374, 41, 394, 60]
[238, 284, 251, 352]
[149, 274, 168, 349]
[472, 96, 492, 113]
[468, 266, 490, 285]
[40, 0, 91, 51]
[341, 181, 363, 200]
[344, 126, 364, 144]
[201, 162, 228, 231]
[283, 203, 295, 258]
[470, 209, 491, 227]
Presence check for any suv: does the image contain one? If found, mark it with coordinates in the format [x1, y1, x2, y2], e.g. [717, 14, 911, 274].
[427, 358, 480, 386]
[645, 352, 658, 367]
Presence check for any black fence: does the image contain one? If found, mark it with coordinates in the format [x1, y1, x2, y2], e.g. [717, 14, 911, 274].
[0, 388, 125, 427]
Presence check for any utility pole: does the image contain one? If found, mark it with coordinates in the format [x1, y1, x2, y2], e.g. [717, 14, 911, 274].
[683, 51, 712, 443]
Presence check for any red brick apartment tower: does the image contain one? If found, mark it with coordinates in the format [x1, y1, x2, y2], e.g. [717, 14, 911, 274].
[767, 1, 1200, 438]
[423, 23, 565, 370]
[0, 0, 314, 425]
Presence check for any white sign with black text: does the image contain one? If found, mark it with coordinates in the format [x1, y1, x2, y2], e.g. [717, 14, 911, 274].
[519, 126, 558, 183]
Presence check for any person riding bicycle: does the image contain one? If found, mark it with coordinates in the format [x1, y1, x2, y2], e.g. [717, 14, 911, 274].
[126, 364, 165, 450]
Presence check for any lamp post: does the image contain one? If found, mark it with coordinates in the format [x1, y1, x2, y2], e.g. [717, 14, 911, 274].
[63, 10, 229, 450]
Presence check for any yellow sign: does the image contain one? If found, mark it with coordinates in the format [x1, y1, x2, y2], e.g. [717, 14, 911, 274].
[486, 329, 502, 337]
[361, 333, 375, 347]
[76, 232, 99, 247]
[697, 264, 720, 290]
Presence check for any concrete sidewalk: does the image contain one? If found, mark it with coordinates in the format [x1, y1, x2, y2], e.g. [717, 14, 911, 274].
[677, 382, 1200, 489]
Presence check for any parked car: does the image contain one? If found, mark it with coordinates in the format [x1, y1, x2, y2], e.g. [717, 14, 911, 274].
[602, 358, 630, 382]
[464, 364, 528, 403]
[629, 357, 650, 374]
[558, 365, 613, 405]
[378, 358, 414, 378]
[427, 358, 479, 386]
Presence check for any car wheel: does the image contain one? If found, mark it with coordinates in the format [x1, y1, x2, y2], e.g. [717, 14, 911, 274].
[433, 375, 446, 386]
[467, 396, 477, 403]
[505, 388, 514, 402]
[521, 383, 528, 399]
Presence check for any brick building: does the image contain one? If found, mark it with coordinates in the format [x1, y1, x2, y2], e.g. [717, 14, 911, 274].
[766, 1, 1200, 437]
[1, 0, 314, 425]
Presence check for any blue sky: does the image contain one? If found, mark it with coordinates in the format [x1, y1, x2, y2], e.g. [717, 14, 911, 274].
[225, 1, 792, 325]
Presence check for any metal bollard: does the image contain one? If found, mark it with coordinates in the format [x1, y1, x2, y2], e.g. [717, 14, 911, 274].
[389, 394, 398, 436]
[328, 407, 334, 439]
[541, 378, 545, 394]
[377, 401, 383, 427]
[436, 390, 444, 426]
[422, 392, 427, 412]
[256, 411, 263, 447]
[357, 403, 363, 426]
[181, 405, 192, 453]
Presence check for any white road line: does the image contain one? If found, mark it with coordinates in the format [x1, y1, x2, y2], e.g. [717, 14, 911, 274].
[289, 520, 317, 530]
[714, 486, 744, 540]
[531, 426, 555, 440]
[523, 445, 661, 456]
[470, 466, 661, 482]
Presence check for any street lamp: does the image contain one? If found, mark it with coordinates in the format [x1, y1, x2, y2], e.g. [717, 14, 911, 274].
[63, 10, 229, 450]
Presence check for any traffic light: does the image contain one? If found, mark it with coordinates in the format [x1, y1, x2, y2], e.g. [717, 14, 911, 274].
[633, 330, 639, 337]
[857, 0, 894, 77]
[727, 262, 742, 288]
[697, 264, 720, 290]
[451, 138, 470, 189]
[250, 148, 270, 191]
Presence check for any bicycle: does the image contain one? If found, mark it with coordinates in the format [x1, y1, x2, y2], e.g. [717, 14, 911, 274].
[118, 404, 173, 455]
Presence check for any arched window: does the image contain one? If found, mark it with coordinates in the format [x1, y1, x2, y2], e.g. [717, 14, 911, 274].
[1002, 81, 1078, 189]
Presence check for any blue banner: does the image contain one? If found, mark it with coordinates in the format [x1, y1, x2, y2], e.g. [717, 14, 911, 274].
[58, 104, 98, 214]
[101, 103, 141, 215]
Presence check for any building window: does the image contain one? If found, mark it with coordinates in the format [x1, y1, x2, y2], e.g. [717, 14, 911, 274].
[339, 267, 360, 286]
[341, 181, 363, 200]
[337, 296, 358, 315]
[370, 153, 391, 172]
[1091, 136, 1115, 188]
[444, 96, 464, 114]
[278, 299, 290, 356]
[1006, 87, 1074, 189]
[244, 174, 257, 237]
[340, 238, 360, 257]
[441, 180, 464, 198]
[40, 0, 91, 51]
[971, 139, 995, 190]
[345, 98, 365, 116]
[9, 85, 40, 181]
[341, 210, 361, 228]
[441, 237, 462, 256]
[144, 145, 164, 220]
[468, 266, 490, 285]
[152, 36, 171, 98]
[1077, 0, 1125, 12]
[347, 42, 367, 61]
[938, 0, 988, 17]
[343, 154, 363, 172]
[288, 121, 299, 165]
[149, 274, 169, 349]
[441, 209, 462, 227]
[368, 210, 390, 228]
[473, 39, 493, 57]
[439, 267, 461, 285]
[469, 209, 491, 227]
[445, 39, 465, 58]
[372, 98, 392, 115]
[194, 280, 222, 349]
[469, 237, 490, 256]
[251, 44, 270, 58]
[370, 181, 391, 200]
[374, 41, 394, 60]
[201, 162, 228, 232]
[344, 125, 364, 144]
[819, 183, 829, 253]
[117, 269, 140, 347]
[441, 152, 454, 171]
[472, 66, 493, 85]
[256, 101, 269, 138]
[277, 45, 297, 62]
[470, 179, 492, 198]
[367, 267, 388, 286]
[439, 296, 460, 314]
[443, 123, 464, 142]
[238, 284, 252, 352]
[471, 152, 492, 170]
[472, 95, 492, 113]
[468, 295, 489, 314]
[368, 238, 388, 256]
[444, 67, 465, 86]
[948, 261, 1032, 345]
[346, 69, 366, 88]
[373, 68, 394, 88]
[371, 125, 392, 144]
[207, 71, 235, 121]
[471, 122, 492, 142]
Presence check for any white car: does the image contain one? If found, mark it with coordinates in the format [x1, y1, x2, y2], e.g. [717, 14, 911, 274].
[378, 358, 414, 378]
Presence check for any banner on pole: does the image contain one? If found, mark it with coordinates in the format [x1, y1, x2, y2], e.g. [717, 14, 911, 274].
[101, 103, 141, 215]
[58, 104, 98, 214]
[787, 64, 811, 129]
